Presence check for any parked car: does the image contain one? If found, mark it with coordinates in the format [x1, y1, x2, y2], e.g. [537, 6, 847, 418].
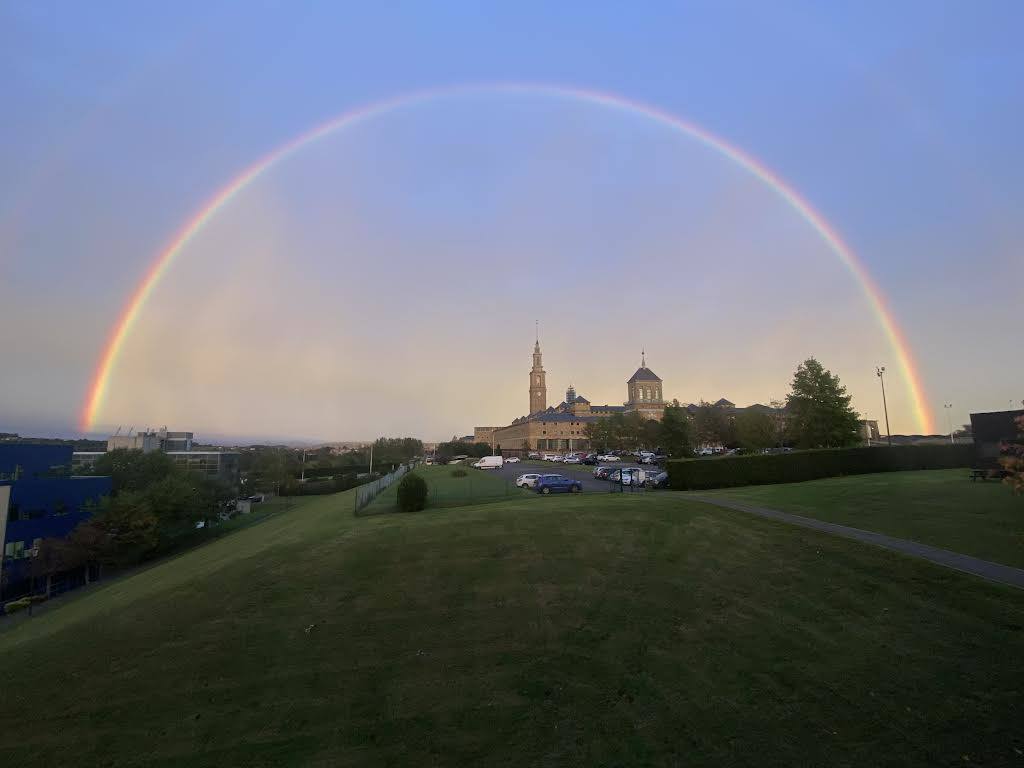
[593, 466, 615, 479]
[505, 456, 521, 463]
[645, 471, 669, 489]
[535, 474, 583, 494]
[472, 455, 504, 470]
[516, 473, 541, 488]
[598, 454, 621, 462]
[608, 467, 647, 484]
[528, 452, 541, 459]
[562, 455, 582, 464]
[542, 453, 559, 461]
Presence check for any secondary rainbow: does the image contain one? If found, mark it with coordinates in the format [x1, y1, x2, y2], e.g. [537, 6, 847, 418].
[80, 83, 935, 433]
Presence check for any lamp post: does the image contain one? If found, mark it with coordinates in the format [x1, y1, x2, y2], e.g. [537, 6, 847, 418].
[876, 366, 892, 447]
[944, 403, 954, 444]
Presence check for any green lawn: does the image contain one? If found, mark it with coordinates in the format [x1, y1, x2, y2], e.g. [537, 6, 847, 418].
[1, 489, 1022, 767]
[705, 469, 1024, 568]
[363, 464, 524, 513]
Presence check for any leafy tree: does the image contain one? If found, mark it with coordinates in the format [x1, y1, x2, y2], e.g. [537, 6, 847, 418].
[31, 537, 85, 596]
[435, 440, 489, 463]
[91, 449, 177, 494]
[785, 357, 861, 448]
[769, 399, 788, 448]
[659, 403, 693, 457]
[371, 437, 424, 465]
[693, 401, 733, 448]
[584, 419, 610, 452]
[735, 410, 776, 451]
[1000, 414, 1024, 495]
[641, 417, 662, 450]
[605, 413, 627, 450]
[619, 412, 648, 450]
[88, 492, 161, 567]
[396, 473, 428, 512]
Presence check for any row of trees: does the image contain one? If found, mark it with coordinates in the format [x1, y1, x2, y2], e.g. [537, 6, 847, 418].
[242, 437, 423, 492]
[31, 450, 236, 595]
[580, 357, 863, 456]
[433, 440, 492, 464]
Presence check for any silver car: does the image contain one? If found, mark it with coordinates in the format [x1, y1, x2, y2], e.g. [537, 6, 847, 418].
[516, 473, 541, 488]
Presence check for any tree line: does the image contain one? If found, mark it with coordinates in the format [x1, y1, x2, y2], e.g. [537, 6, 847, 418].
[583, 357, 864, 456]
[31, 450, 235, 593]
[242, 437, 423, 493]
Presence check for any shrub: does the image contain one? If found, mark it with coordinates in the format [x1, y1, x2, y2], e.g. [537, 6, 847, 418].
[4, 598, 32, 615]
[667, 444, 976, 491]
[451, 469, 467, 478]
[396, 473, 428, 513]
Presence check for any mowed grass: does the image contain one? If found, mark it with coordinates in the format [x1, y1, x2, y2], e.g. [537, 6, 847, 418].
[364, 464, 522, 513]
[1, 490, 1023, 767]
[706, 469, 1024, 568]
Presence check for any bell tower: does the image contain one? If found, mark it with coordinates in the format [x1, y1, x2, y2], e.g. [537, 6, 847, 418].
[529, 325, 547, 414]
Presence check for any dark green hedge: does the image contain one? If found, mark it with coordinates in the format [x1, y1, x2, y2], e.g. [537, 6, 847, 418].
[397, 472, 428, 513]
[666, 444, 976, 491]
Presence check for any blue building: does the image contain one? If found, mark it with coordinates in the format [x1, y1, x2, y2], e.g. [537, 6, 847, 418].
[0, 445, 111, 600]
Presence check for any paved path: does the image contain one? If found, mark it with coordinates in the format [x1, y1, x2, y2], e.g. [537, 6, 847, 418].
[692, 495, 1024, 590]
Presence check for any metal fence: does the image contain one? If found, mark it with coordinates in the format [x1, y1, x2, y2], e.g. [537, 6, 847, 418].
[353, 462, 415, 514]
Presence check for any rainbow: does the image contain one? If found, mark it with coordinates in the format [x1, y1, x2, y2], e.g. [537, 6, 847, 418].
[80, 83, 935, 433]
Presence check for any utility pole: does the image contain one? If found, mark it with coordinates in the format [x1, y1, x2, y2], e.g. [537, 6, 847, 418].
[944, 403, 954, 444]
[876, 366, 892, 447]
[368, 441, 374, 478]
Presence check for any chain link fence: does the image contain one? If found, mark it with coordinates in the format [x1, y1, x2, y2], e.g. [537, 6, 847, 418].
[353, 462, 416, 514]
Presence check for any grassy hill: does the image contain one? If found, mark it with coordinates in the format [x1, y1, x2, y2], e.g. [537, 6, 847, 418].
[363, 464, 520, 513]
[1, 487, 1022, 766]
[706, 469, 1024, 568]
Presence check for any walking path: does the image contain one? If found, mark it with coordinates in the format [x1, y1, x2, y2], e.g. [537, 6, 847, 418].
[691, 495, 1024, 590]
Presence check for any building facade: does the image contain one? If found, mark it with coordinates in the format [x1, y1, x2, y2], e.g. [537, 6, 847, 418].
[74, 427, 240, 487]
[0, 445, 111, 599]
[482, 340, 668, 452]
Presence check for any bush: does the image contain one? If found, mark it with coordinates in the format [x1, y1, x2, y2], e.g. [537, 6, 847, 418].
[4, 598, 32, 615]
[451, 469, 467, 478]
[667, 444, 976, 491]
[396, 473, 428, 513]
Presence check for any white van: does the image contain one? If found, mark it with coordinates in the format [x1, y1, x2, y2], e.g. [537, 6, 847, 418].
[473, 455, 504, 470]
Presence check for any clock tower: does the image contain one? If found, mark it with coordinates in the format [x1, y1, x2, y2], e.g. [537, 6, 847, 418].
[529, 333, 547, 414]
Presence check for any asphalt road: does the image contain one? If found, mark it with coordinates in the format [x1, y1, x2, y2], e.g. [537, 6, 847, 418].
[492, 459, 648, 494]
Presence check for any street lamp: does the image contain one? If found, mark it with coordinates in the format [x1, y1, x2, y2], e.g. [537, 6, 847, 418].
[944, 403, 954, 445]
[876, 366, 892, 447]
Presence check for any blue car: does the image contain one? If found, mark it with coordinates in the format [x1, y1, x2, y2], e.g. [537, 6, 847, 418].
[535, 474, 583, 494]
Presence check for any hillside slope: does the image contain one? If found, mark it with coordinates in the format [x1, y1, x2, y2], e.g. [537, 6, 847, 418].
[1, 490, 1022, 767]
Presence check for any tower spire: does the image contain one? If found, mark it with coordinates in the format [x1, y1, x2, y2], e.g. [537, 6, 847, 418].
[641, 347, 646, 368]
[529, 329, 547, 414]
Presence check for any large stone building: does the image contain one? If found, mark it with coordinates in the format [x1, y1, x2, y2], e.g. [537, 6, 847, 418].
[472, 338, 886, 453]
[481, 340, 668, 453]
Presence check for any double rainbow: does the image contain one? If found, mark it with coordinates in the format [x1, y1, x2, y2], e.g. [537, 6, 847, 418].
[80, 83, 934, 433]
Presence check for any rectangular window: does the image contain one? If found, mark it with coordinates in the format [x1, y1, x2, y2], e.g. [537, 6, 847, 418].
[4, 541, 25, 559]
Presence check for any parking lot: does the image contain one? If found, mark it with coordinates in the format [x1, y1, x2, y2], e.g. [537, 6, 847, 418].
[491, 459, 655, 494]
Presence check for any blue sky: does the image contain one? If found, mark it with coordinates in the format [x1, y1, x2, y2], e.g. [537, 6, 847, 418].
[1, 2, 1021, 441]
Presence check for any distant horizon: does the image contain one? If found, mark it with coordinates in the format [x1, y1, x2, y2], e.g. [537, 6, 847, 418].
[3, 3, 1021, 442]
